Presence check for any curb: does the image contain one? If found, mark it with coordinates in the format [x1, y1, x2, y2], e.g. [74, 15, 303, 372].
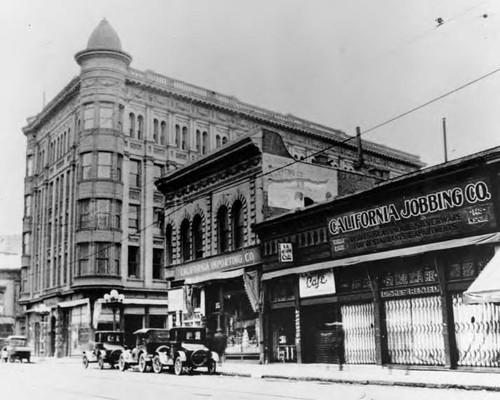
[218, 371, 500, 392]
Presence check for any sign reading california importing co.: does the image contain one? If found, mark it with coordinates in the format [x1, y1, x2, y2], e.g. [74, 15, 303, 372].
[327, 177, 496, 257]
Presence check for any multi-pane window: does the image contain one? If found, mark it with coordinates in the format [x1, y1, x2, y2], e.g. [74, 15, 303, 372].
[81, 153, 93, 179]
[175, 125, 180, 147]
[99, 103, 113, 128]
[26, 155, 34, 176]
[180, 219, 191, 262]
[153, 164, 164, 180]
[129, 113, 135, 138]
[24, 195, 32, 217]
[83, 103, 95, 130]
[196, 130, 201, 152]
[78, 243, 90, 276]
[153, 248, 164, 280]
[153, 119, 159, 143]
[181, 126, 188, 150]
[217, 206, 229, 253]
[153, 208, 164, 235]
[128, 246, 140, 278]
[78, 199, 122, 230]
[129, 160, 141, 187]
[160, 121, 166, 145]
[97, 152, 112, 178]
[137, 115, 144, 140]
[202, 132, 208, 155]
[128, 204, 140, 233]
[22, 233, 30, 255]
[114, 244, 121, 276]
[232, 201, 244, 250]
[95, 243, 109, 274]
[192, 215, 203, 259]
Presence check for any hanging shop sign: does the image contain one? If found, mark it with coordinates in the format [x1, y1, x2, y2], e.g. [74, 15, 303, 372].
[175, 246, 261, 280]
[328, 177, 496, 257]
[279, 243, 294, 262]
[299, 269, 336, 298]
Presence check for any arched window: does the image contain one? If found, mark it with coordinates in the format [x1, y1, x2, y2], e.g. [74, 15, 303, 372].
[137, 115, 144, 140]
[181, 126, 188, 150]
[216, 135, 221, 148]
[129, 113, 135, 138]
[202, 131, 208, 154]
[217, 206, 229, 253]
[165, 224, 173, 265]
[232, 201, 244, 250]
[180, 219, 191, 262]
[153, 119, 159, 143]
[175, 124, 180, 147]
[222, 136, 228, 145]
[160, 121, 166, 145]
[192, 215, 203, 259]
[196, 130, 201, 152]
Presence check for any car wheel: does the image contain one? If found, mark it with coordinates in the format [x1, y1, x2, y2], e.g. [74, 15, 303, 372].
[98, 355, 105, 370]
[207, 359, 217, 374]
[152, 356, 162, 374]
[118, 354, 128, 371]
[138, 354, 148, 373]
[82, 356, 89, 369]
[174, 356, 183, 376]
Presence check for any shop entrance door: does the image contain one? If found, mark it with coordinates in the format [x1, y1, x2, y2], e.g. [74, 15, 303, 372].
[301, 304, 343, 364]
[269, 308, 296, 362]
[385, 296, 445, 365]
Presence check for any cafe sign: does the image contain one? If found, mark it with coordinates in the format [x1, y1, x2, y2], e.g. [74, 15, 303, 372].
[328, 178, 495, 257]
[299, 270, 336, 298]
[175, 246, 261, 280]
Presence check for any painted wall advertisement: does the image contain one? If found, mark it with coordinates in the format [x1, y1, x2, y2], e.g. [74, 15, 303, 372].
[328, 177, 496, 257]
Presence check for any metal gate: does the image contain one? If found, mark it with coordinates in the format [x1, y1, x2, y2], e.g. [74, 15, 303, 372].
[453, 293, 500, 367]
[341, 303, 376, 364]
[385, 296, 445, 365]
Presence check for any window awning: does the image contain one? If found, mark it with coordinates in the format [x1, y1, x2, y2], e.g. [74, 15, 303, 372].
[184, 268, 245, 285]
[464, 250, 500, 304]
[57, 298, 89, 309]
[262, 232, 500, 281]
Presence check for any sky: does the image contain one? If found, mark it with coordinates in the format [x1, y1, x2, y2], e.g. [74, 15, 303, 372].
[1, 0, 500, 235]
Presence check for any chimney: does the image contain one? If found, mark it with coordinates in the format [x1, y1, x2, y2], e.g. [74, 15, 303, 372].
[356, 126, 364, 168]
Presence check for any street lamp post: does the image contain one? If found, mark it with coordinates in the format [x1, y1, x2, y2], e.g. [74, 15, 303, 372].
[103, 290, 125, 331]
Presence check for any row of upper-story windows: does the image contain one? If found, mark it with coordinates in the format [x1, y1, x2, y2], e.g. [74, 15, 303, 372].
[49, 128, 71, 165]
[165, 200, 245, 265]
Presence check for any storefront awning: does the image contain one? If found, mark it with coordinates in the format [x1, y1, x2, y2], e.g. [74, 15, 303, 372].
[184, 268, 245, 285]
[57, 298, 89, 309]
[262, 232, 500, 281]
[464, 250, 500, 304]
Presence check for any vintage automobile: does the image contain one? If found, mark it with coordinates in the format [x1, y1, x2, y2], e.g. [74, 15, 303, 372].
[2, 335, 31, 363]
[82, 330, 125, 369]
[150, 327, 218, 375]
[118, 328, 171, 373]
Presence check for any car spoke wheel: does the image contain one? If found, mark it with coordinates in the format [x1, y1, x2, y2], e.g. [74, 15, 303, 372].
[174, 356, 183, 376]
[98, 355, 105, 370]
[152, 356, 162, 374]
[118, 354, 128, 371]
[207, 359, 216, 374]
[138, 354, 148, 373]
[82, 356, 89, 369]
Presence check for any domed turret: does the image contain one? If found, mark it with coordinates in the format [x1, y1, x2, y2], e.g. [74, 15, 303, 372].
[87, 18, 123, 51]
[75, 19, 132, 66]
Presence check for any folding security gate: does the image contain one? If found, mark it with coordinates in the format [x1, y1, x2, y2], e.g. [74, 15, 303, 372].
[385, 296, 445, 365]
[340, 303, 376, 364]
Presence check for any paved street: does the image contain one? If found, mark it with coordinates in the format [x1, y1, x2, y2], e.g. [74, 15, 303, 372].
[2, 360, 500, 400]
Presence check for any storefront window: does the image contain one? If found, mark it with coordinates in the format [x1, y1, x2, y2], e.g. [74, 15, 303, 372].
[268, 277, 295, 302]
[224, 291, 259, 355]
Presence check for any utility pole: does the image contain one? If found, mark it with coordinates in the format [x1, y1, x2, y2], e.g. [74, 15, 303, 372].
[442, 118, 448, 163]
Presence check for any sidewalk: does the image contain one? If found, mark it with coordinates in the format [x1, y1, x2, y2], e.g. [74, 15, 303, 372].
[35, 356, 500, 392]
[217, 362, 500, 392]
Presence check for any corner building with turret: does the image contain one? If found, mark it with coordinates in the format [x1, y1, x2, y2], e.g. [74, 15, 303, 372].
[20, 20, 423, 357]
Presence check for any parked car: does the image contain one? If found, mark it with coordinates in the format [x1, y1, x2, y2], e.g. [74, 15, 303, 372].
[118, 328, 171, 373]
[151, 327, 218, 375]
[2, 335, 31, 363]
[82, 331, 125, 369]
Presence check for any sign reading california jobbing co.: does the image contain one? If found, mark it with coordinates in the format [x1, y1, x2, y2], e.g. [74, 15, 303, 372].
[327, 176, 496, 257]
